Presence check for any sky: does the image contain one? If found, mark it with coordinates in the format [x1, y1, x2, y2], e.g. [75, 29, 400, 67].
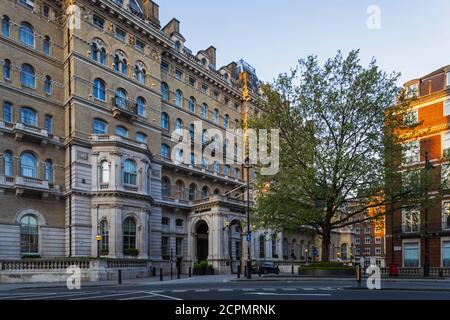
[158, 0, 450, 85]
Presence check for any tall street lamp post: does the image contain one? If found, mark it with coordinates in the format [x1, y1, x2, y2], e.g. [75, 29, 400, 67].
[244, 157, 252, 279]
[423, 150, 434, 277]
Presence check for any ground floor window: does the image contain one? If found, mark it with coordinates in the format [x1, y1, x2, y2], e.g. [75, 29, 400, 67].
[162, 236, 170, 258]
[123, 217, 137, 253]
[403, 242, 419, 267]
[20, 214, 39, 254]
[443, 241, 450, 267]
[176, 238, 183, 256]
[99, 220, 109, 255]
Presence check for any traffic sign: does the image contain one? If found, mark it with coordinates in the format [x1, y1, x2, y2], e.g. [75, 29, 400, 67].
[312, 248, 318, 256]
[246, 233, 251, 242]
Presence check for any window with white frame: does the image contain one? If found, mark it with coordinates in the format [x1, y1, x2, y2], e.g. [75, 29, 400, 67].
[364, 247, 371, 255]
[375, 237, 382, 244]
[355, 247, 360, 255]
[447, 72, 450, 87]
[355, 227, 360, 234]
[355, 238, 361, 245]
[444, 100, 450, 117]
[365, 226, 371, 234]
[443, 202, 450, 230]
[402, 208, 420, 233]
[365, 237, 371, 245]
[404, 242, 419, 267]
[375, 247, 382, 255]
[441, 163, 450, 189]
[443, 132, 450, 157]
[403, 141, 420, 164]
[404, 110, 418, 125]
[406, 83, 419, 99]
[443, 241, 450, 267]
[402, 169, 420, 190]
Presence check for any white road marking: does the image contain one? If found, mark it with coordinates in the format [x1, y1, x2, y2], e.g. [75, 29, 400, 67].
[194, 289, 210, 292]
[70, 292, 138, 300]
[262, 288, 276, 291]
[318, 287, 336, 291]
[241, 288, 256, 292]
[23, 291, 102, 300]
[119, 294, 160, 301]
[0, 292, 57, 300]
[302, 288, 316, 291]
[217, 289, 234, 292]
[171, 289, 187, 293]
[282, 288, 297, 291]
[143, 291, 182, 301]
[245, 292, 331, 297]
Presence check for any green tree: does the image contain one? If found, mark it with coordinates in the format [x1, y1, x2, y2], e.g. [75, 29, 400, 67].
[251, 50, 416, 261]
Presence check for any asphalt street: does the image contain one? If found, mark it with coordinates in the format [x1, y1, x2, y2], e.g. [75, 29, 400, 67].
[1, 276, 450, 300]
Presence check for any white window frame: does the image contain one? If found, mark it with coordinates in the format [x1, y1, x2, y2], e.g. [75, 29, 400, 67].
[442, 201, 450, 230]
[402, 239, 420, 268]
[402, 208, 420, 233]
[403, 140, 420, 164]
[375, 247, 382, 255]
[441, 237, 450, 267]
[355, 238, 361, 245]
[364, 237, 371, 245]
[443, 132, 450, 157]
[375, 237, 382, 244]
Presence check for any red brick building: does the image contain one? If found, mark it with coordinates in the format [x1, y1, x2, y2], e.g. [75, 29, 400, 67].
[386, 66, 450, 272]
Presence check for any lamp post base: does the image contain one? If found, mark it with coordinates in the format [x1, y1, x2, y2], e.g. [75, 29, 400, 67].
[247, 260, 252, 279]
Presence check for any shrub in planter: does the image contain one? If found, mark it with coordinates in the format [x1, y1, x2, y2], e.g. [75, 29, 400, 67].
[99, 250, 109, 256]
[123, 248, 139, 257]
[21, 255, 41, 259]
[193, 260, 213, 275]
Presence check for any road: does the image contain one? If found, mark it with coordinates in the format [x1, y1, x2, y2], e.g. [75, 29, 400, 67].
[1, 276, 450, 300]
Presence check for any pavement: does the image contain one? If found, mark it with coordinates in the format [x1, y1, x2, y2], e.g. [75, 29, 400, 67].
[0, 274, 450, 300]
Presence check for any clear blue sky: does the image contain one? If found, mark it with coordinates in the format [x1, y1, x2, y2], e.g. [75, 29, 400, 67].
[158, 0, 450, 85]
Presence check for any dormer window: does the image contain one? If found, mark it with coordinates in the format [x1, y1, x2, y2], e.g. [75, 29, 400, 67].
[175, 41, 181, 50]
[406, 83, 419, 99]
[446, 71, 450, 87]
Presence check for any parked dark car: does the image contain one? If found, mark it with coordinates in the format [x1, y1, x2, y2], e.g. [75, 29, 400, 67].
[258, 262, 280, 275]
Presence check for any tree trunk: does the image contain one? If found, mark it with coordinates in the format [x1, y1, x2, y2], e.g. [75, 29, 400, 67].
[321, 231, 331, 262]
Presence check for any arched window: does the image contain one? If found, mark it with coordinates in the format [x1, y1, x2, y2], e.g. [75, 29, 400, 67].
[160, 144, 170, 159]
[188, 97, 196, 113]
[224, 165, 230, 176]
[45, 76, 52, 95]
[99, 220, 109, 255]
[3, 59, 11, 80]
[190, 152, 195, 165]
[259, 235, 265, 258]
[201, 186, 209, 199]
[2, 16, 10, 37]
[201, 157, 208, 170]
[188, 183, 197, 201]
[116, 126, 128, 138]
[21, 107, 37, 126]
[161, 177, 170, 197]
[134, 62, 146, 84]
[123, 217, 137, 251]
[201, 103, 208, 119]
[235, 119, 240, 129]
[92, 118, 107, 134]
[19, 22, 35, 48]
[91, 43, 98, 61]
[3, 101, 12, 123]
[99, 47, 106, 65]
[175, 89, 183, 107]
[20, 152, 37, 178]
[175, 118, 183, 134]
[44, 159, 53, 182]
[136, 132, 147, 143]
[136, 97, 145, 116]
[21, 64, 35, 88]
[114, 51, 127, 75]
[123, 159, 137, 185]
[161, 82, 169, 101]
[341, 243, 348, 260]
[213, 188, 220, 195]
[223, 114, 229, 129]
[93, 78, 106, 101]
[43, 36, 50, 55]
[20, 214, 39, 254]
[213, 109, 219, 124]
[115, 88, 128, 109]
[161, 112, 169, 130]
[174, 180, 184, 199]
[91, 39, 106, 64]
[213, 161, 219, 173]
[3, 151, 13, 176]
[176, 218, 184, 227]
[100, 160, 109, 184]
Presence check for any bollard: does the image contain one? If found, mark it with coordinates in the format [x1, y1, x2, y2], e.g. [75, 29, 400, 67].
[118, 269, 122, 285]
[189, 266, 192, 278]
[152, 267, 156, 277]
[356, 265, 362, 288]
[177, 266, 181, 279]
[171, 264, 173, 280]
[291, 265, 294, 275]
[244, 266, 247, 278]
[160, 268, 163, 281]
[237, 265, 241, 279]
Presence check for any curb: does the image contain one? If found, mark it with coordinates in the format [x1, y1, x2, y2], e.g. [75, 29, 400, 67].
[345, 287, 450, 292]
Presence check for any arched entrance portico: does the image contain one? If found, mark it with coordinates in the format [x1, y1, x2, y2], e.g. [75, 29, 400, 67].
[195, 220, 209, 262]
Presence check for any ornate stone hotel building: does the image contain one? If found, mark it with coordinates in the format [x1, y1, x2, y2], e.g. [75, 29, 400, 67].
[0, 0, 272, 275]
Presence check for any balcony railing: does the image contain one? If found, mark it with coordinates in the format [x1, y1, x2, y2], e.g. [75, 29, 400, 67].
[90, 135, 148, 151]
[112, 97, 137, 121]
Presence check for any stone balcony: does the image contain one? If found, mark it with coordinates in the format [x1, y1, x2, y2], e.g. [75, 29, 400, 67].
[0, 175, 61, 198]
[90, 135, 148, 152]
[0, 121, 62, 148]
[112, 97, 138, 123]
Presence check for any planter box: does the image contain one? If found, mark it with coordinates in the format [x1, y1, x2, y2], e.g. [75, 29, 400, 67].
[193, 268, 215, 276]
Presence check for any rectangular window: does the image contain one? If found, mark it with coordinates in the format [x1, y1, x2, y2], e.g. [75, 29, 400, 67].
[443, 164, 450, 190]
[42, 5, 50, 18]
[364, 247, 371, 255]
[375, 237, 382, 244]
[161, 61, 169, 73]
[200, 84, 208, 94]
[355, 247, 361, 255]
[443, 241, 450, 267]
[402, 208, 420, 233]
[404, 110, 418, 125]
[189, 77, 196, 87]
[447, 72, 450, 87]
[403, 141, 420, 164]
[19, 0, 35, 10]
[162, 217, 169, 225]
[175, 69, 183, 81]
[213, 91, 219, 100]
[365, 226, 371, 234]
[3, 102, 12, 123]
[355, 227, 360, 234]
[93, 15, 104, 29]
[44, 114, 53, 134]
[161, 236, 169, 257]
[375, 247, 382, 255]
[404, 242, 419, 267]
[135, 38, 145, 52]
[443, 202, 450, 230]
[115, 28, 126, 41]
[176, 238, 183, 256]
[355, 238, 361, 245]
[444, 100, 450, 117]
[365, 237, 371, 245]
[406, 83, 419, 98]
[443, 132, 450, 157]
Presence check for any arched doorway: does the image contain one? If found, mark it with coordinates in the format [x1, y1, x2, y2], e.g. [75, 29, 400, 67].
[195, 220, 209, 262]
